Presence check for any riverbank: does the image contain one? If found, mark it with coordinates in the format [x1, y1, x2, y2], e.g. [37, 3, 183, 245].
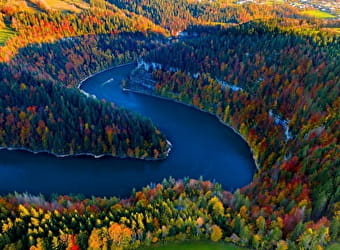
[123, 83, 260, 171]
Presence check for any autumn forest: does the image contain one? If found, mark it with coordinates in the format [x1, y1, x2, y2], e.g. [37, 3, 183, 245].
[0, 0, 339, 249]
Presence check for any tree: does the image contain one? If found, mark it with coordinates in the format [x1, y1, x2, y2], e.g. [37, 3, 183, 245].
[108, 223, 133, 249]
[88, 228, 104, 249]
[208, 196, 224, 217]
[210, 225, 223, 242]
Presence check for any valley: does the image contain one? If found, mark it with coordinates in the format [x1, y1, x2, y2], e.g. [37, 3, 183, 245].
[0, 0, 338, 249]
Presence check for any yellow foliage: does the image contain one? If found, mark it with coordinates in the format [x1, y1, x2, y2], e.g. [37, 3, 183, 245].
[30, 207, 39, 218]
[274, 217, 284, 229]
[253, 234, 261, 242]
[298, 199, 309, 208]
[20, 83, 27, 90]
[31, 218, 40, 227]
[240, 205, 248, 218]
[252, 234, 261, 249]
[30, 238, 45, 250]
[256, 216, 266, 231]
[277, 240, 288, 250]
[15, 217, 23, 223]
[108, 223, 133, 248]
[54, 210, 60, 217]
[18, 204, 30, 217]
[88, 228, 105, 249]
[2, 220, 13, 232]
[208, 196, 224, 216]
[210, 224, 223, 242]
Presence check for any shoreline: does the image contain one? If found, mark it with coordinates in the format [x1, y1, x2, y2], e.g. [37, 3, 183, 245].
[0, 145, 171, 161]
[1, 61, 257, 168]
[122, 87, 260, 171]
[77, 62, 136, 89]
[76, 62, 172, 160]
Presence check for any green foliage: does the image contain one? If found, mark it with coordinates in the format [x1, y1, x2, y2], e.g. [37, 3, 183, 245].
[0, 26, 15, 46]
[301, 10, 336, 19]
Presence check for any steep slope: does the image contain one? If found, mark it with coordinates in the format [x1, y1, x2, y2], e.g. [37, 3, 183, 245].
[0, 0, 167, 62]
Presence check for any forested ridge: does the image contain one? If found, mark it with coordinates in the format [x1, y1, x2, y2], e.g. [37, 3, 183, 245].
[0, 0, 339, 249]
[109, 0, 306, 34]
[0, 0, 167, 62]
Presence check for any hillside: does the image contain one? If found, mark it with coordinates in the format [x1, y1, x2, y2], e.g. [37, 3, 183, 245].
[0, 1, 171, 159]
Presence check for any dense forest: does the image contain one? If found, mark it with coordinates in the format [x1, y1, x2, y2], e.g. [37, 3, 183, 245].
[0, 0, 339, 249]
[109, 0, 306, 33]
[0, 26, 171, 158]
[132, 21, 339, 247]
[0, 62, 169, 158]
[0, 177, 338, 249]
[0, 0, 173, 159]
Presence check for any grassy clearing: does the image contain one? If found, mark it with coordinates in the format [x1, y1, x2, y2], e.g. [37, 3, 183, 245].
[265, 0, 285, 5]
[139, 241, 246, 250]
[44, 0, 89, 12]
[0, 26, 16, 46]
[326, 242, 340, 250]
[301, 10, 336, 19]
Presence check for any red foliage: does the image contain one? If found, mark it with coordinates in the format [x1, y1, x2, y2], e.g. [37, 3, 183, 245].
[307, 217, 330, 230]
[200, 181, 214, 192]
[70, 235, 80, 250]
[282, 156, 301, 173]
[173, 181, 185, 193]
[283, 213, 298, 234]
[283, 207, 304, 234]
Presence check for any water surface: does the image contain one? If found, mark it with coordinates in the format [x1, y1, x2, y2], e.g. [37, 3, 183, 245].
[0, 63, 255, 197]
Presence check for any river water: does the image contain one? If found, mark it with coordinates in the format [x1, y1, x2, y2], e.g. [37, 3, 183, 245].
[0, 63, 255, 197]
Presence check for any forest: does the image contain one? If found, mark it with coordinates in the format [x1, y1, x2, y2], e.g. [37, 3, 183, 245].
[0, 32, 173, 159]
[0, 0, 339, 249]
[0, 0, 172, 159]
[137, 21, 339, 248]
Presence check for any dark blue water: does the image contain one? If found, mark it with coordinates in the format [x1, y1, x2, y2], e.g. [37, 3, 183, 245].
[0, 63, 255, 197]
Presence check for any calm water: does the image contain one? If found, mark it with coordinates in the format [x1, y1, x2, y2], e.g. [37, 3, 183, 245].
[0, 63, 255, 197]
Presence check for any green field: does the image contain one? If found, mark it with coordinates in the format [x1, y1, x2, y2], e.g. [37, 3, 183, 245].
[326, 242, 340, 250]
[301, 10, 336, 19]
[44, 0, 89, 13]
[140, 241, 246, 250]
[0, 26, 16, 46]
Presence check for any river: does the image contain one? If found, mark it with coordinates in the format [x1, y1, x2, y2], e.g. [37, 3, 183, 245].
[0, 63, 255, 197]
